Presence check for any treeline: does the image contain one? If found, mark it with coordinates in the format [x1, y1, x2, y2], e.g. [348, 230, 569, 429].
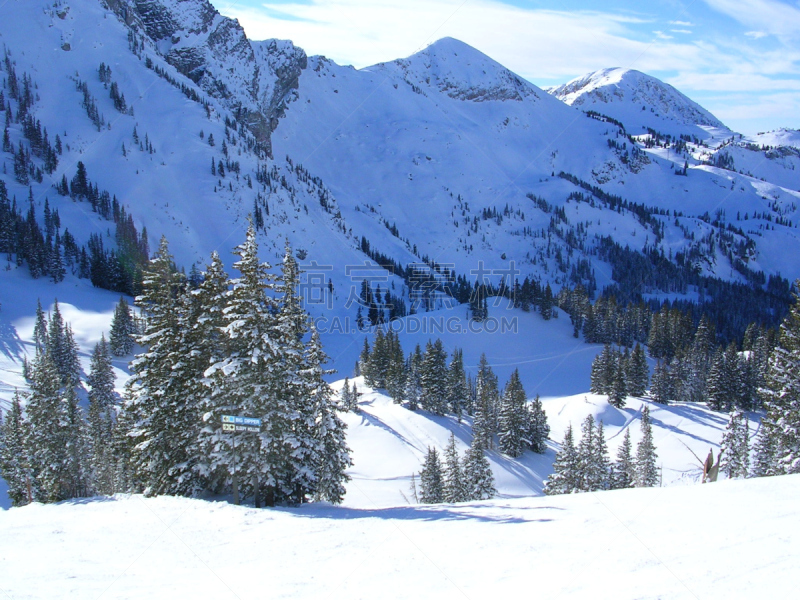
[0, 179, 149, 294]
[0, 226, 352, 508]
[358, 333, 550, 459]
[413, 432, 496, 504]
[0, 300, 119, 504]
[545, 407, 658, 495]
[714, 284, 800, 481]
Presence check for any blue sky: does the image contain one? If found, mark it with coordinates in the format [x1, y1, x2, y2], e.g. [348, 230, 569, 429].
[216, 0, 800, 134]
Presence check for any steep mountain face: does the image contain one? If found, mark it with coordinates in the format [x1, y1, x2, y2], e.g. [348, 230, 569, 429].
[106, 0, 307, 148]
[547, 68, 726, 138]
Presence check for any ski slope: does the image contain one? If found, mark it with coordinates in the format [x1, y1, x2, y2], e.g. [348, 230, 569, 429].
[0, 474, 797, 598]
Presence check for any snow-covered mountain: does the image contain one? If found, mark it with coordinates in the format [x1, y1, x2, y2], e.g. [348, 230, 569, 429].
[547, 67, 727, 138]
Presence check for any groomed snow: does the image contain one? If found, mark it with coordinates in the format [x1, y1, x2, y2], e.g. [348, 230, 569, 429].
[0, 474, 797, 598]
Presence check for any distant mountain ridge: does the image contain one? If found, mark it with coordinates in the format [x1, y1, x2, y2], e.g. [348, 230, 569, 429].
[547, 67, 727, 136]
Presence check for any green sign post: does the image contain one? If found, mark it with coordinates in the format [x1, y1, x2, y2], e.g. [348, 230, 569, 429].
[221, 415, 262, 506]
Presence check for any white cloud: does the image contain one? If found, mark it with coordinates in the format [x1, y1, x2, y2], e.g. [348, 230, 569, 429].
[703, 0, 800, 39]
[745, 30, 769, 39]
[669, 20, 694, 26]
[670, 29, 693, 34]
[224, 0, 722, 79]
[654, 30, 673, 40]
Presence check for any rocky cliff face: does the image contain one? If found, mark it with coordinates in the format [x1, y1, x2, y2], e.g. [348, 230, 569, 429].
[106, 0, 307, 152]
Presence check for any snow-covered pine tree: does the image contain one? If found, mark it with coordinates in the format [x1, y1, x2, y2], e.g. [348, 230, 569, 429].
[404, 344, 423, 411]
[544, 424, 578, 495]
[419, 446, 444, 503]
[577, 414, 608, 491]
[385, 330, 406, 403]
[611, 428, 635, 489]
[109, 296, 135, 356]
[446, 349, 469, 421]
[0, 390, 32, 506]
[305, 324, 352, 504]
[525, 394, 550, 454]
[463, 438, 495, 501]
[634, 405, 659, 487]
[625, 343, 649, 397]
[273, 240, 318, 504]
[650, 361, 673, 404]
[609, 356, 627, 408]
[592, 421, 610, 491]
[87, 335, 118, 494]
[498, 369, 527, 457]
[124, 236, 190, 496]
[32, 299, 47, 355]
[473, 354, 499, 449]
[358, 337, 373, 385]
[758, 281, 800, 475]
[720, 409, 750, 479]
[590, 345, 613, 394]
[166, 250, 231, 495]
[339, 377, 354, 412]
[442, 432, 465, 503]
[420, 339, 448, 415]
[26, 351, 89, 501]
[751, 425, 778, 478]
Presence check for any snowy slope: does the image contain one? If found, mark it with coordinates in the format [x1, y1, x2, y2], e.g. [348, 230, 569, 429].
[1, 475, 798, 598]
[548, 68, 727, 137]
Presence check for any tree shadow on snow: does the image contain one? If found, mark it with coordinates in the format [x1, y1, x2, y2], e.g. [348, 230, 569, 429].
[0, 315, 24, 361]
[290, 502, 564, 525]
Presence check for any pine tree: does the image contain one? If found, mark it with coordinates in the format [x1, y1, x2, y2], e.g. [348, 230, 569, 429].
[609, 356, 627, 408]
[463, 438, 495, 501]
[498, 369, 527, 457]
[611, 428, 635, 489]
[340, 378, 355, 412]
[634, 406, 659, 487]
[359, 337, 373, 386]
[625, 343, 649, 397]
[751, 426, 778, 478]
[758, 282, 800, 474]
[473, 354, 498, 449]
[419, 446, 444, 504]
[26, 352, 89, 501]
[87, 335, 118, 494]
[32, 299, 47, 356]
[0, 391, 32, 506]
[109, 296, 135, 356]
[404, 344, 423, 411]
[576, 414, 609, 491]
[720, 409, 749, 479]
[446, 349, 469, 421]
[650, 361, 673, 404]
[420, 339, 448, 415]
[124, 236, 190, 496]
[525, 394, 549, 454]
[273, 240, 318, 503]
[384, 330, 406, 402]
[442, 432, 466, 503]
[204, 224, 295, 506]
[305, 325, 352, 504]
[545, 424, 579, 495]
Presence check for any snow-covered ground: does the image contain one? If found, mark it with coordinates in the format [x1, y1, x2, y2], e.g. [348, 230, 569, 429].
[1, 474, 797, 599]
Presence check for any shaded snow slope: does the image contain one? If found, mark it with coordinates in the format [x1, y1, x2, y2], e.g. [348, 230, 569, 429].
[1, 475, 797, 598]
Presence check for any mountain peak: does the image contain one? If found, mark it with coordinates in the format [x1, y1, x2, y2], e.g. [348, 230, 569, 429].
[548, 67, 726, 133]
[380, 36, 540, 103]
